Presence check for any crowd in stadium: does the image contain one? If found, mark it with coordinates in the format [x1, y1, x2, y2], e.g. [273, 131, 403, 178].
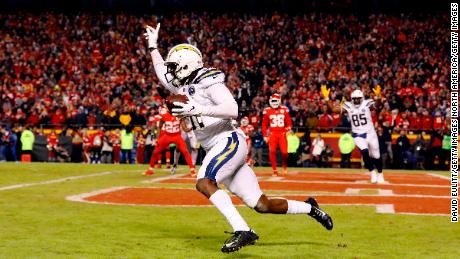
[0, 12, 450, 169]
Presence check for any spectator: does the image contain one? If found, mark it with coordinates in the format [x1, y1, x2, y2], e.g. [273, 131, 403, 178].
[1, 127, 18, 161]
[90, 128, 104, 164]
[144, 129, 156, 164]
[251, 128, 265, 166]
[298, 128, 312, 167]
[321, 145, 334, 168]
[312, 134, 325, 167]
[338, 132, 355, 168]
[377, 127, 389, 169]
[287, 131, 300, 167]
[394, 130, 412, 169]
[46, 131, 59, 162]
[101, 131, 113, 164]
[136, 131, 146, 164]
[20, 125, 35, 161]
[380, 121, 393, 167]
[412, 133, 427, 169]
[71, 129, 83, 163]
[120, 126, 134, 164]
[426, 129, 443, 170]
[440, 130, 451, 171]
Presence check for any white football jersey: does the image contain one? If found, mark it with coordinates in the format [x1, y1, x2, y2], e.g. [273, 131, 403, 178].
[164, 67, 236, 150]
[342, 99, 376, 134]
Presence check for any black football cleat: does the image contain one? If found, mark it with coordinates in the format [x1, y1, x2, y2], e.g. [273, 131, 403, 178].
[221, 230, 259, 253]
[306, 197, 333, 230]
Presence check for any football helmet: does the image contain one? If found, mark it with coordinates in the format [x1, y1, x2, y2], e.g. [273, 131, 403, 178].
[164, 44, 203, 87]
[240, 116, 249, 126]
[351, 89, 364, 107]
[159, 105, 168, 115]
[269, 93, 281, 109]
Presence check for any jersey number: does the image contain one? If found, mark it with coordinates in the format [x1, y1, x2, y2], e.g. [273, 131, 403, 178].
[190, 115, 205, 130]
[269, 114, 285, 127]
[351, 114, 367, 127]
[164, 121, 180, 133]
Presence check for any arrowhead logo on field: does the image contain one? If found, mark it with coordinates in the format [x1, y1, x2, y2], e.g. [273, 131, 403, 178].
[68, 172, 450, 216]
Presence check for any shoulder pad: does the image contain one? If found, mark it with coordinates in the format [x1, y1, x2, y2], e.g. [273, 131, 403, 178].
[192, 68, 225, 85]
[263, 107, 271, 114]
[342, 102, 352, 110]
[365, 99, 375, 108]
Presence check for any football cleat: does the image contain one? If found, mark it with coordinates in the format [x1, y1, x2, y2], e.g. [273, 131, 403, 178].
[282, 169, 288, 175]
[377, 173, 385, 184]
[190, 168, 197, 177]
[306, 197, 333, 230]
[272, 171, 279, 177]
[143, 170, 154, 176]
[221, 230, 259, 253]
[166, 162, 171, 169]
[170, 165, 177, 175]
[370, 170, 378, 184]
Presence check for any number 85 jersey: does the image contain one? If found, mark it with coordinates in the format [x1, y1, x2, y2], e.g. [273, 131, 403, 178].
[262, 106, 292, 136]
[342, 99, 375, 134]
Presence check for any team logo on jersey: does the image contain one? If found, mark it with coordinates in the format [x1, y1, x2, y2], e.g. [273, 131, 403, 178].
[361, 109, 365, 113]
[188, 86, 196, 96]
[280, 109, 284, 113]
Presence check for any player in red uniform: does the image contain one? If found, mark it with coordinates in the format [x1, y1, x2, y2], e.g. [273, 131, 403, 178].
[262, 93, 292, 176]
[144, 109, 196, 176]
[153, 107, 172, 168]
[240, 117, 255, 164]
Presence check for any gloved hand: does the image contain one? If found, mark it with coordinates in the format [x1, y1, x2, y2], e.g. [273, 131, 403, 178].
[144, 23, 161, 50]
[171, 99, 203, 117]
[321, 85, 330, 100]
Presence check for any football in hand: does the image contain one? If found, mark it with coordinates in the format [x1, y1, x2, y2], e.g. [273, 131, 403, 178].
[165, 94, 189, 112]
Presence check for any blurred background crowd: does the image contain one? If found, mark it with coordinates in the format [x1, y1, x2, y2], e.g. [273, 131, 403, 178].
[0, 11, 450, 170]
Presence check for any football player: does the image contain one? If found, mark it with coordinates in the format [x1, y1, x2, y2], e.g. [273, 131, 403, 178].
[152, 108, 172, 168]
[145, 24, 332, 253]
[323, 86, 384, 183]
[239, 116, 255, 164]
[261, 93, 292, 176]
[143, 106, 196, 176]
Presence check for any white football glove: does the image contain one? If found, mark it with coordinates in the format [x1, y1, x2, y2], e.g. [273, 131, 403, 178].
[171, 99, 203, 117]
[144, 23, 160, 50]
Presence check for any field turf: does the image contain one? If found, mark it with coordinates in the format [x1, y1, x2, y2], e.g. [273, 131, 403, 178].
[0, 163, 457, 258]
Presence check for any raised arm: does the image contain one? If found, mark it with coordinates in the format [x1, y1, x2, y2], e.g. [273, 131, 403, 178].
[144, 24, 177, 94]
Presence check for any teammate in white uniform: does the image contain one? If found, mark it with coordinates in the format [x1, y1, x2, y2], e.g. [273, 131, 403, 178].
[341, 89, 384, 183]
[144, 24, 333, 253]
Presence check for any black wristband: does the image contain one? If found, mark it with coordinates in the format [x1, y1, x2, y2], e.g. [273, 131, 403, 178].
[148, 47, 157, 52]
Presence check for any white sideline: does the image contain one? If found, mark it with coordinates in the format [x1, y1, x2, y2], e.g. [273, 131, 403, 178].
[0, 171, 113, 191]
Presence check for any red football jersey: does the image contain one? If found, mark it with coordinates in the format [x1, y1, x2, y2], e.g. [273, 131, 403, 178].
[241, 124, 255, 141]
[161, 113, 181, 136]
[262, 106, 292, 136]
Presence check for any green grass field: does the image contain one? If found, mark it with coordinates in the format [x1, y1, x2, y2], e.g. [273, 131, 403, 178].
[0, 163, 458, 258]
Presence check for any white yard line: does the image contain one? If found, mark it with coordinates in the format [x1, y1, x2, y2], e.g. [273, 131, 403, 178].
[66, 173, 184, 203]
[0, 171, 114, 191]
[141, 173, 186, 184]
[262, 179, 449, 188]
[376, 204, 396, 214]
[427, 173, 450, 180]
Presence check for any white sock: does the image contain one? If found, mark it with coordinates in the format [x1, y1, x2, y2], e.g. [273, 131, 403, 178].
[209, 190, 250, 232]
[287, 200, 312, 214]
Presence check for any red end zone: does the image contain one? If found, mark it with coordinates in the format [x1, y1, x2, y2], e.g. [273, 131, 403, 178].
[68, 172, 451, 216]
